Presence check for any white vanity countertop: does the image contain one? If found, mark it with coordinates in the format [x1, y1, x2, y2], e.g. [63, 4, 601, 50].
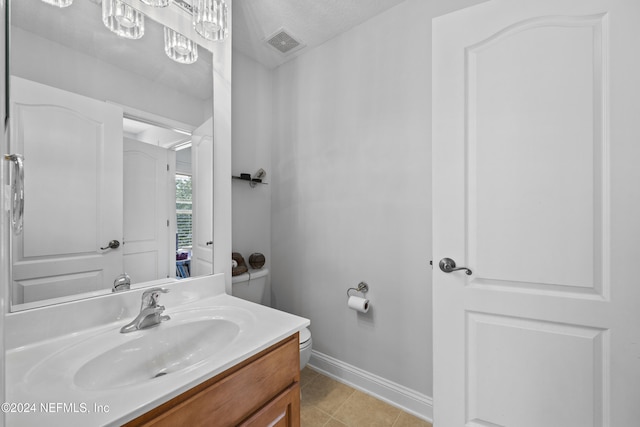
[5, 274, 309, 426]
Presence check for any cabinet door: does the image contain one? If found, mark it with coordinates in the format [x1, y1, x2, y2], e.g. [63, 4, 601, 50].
[239, 383, 300, 427]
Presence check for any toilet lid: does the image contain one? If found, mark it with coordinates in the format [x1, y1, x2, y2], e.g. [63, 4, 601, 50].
[299, 327, 311, 345]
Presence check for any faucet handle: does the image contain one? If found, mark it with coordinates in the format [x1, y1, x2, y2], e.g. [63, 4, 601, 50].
[141, 288, 170, 308]
[112, 273, 131, 292]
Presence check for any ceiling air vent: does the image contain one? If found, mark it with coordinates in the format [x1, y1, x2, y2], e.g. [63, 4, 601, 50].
[266, 29, 304, 55]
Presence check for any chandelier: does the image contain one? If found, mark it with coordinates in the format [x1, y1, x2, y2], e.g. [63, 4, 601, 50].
[41, 0, 73, 7]
[39, 0, 228, 65]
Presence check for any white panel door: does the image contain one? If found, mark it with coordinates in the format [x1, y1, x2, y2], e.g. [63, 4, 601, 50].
[10, 77, 123, 303]
[191, 118, 213, 277]
[123, 139, 174, 283]
[432, 0, 640, 426]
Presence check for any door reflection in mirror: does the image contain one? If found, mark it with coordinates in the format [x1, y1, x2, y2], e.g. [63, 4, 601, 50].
[8, 0, 214, 310]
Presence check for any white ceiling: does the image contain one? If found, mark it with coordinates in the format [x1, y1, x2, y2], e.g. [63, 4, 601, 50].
[232, 0, 407, 69]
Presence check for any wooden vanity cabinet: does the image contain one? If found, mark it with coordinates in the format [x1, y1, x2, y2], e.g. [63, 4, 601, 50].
[124, 333, 301, 427]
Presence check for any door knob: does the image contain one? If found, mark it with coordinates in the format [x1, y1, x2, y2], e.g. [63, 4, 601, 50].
[439, 257, 472, 275]
[100, 239, 120, 250]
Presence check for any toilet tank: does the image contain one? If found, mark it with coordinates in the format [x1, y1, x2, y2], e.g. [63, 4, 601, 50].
[231, 268, 268, 304]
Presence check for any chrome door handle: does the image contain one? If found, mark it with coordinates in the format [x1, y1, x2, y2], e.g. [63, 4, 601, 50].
[101, 239, 120, 250]
[439, 258, 472, 275]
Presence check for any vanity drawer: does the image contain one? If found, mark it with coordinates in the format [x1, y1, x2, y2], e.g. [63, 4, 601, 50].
[126, 333, 300, 427]
[238, 382, 300, 427]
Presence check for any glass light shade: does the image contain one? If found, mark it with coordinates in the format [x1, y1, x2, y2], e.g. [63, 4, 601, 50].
[164, 27, 198, 64]
[102, 0, 145, 40]
[141, 0, 172, 7]
[193, 0, 229, 41]
[41, 0, 73, 7]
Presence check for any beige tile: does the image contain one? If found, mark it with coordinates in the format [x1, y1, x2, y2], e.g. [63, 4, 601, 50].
[393, 412, 433, 427]
[301, 374, 356, 415]
[299, 371, 429, 427]
[300, 404, 331, 427]
[301, 367, 320, 389]
[333, 390, 401, 427]
[324, 418, 349, 427]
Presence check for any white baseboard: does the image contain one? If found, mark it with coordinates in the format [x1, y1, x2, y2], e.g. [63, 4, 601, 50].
[308, 350, 433, 423]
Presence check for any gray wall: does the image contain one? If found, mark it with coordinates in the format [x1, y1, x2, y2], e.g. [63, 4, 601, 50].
[11, 27, 207, 128]
[270, 0, 434, 396]
[231, 51, 273, 304]
[232, 0, 486, 412]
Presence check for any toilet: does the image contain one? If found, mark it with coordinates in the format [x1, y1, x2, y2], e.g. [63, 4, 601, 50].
[232, 268, 312, 369]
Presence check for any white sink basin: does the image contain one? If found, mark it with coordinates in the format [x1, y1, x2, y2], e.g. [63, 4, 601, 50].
[74, 318, 240, 390]
[23, 305, 255, 393]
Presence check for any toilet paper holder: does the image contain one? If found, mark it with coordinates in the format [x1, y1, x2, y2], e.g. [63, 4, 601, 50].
[347, 282, 369, 297]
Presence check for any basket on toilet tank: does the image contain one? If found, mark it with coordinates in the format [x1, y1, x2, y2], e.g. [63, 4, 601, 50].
[248, 253, 265, 269]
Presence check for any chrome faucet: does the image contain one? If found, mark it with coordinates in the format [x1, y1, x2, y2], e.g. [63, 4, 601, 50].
[112, 273, 131, 292]
[120, 288, 170, 333]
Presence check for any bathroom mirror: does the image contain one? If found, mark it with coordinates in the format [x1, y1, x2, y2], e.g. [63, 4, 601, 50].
[8, 0, 215, 311]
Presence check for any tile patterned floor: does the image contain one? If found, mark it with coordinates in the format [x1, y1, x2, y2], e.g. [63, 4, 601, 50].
[300, 367, 433, 427]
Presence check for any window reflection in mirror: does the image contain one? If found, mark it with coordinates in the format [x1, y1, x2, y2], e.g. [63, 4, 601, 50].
[176, 174, 193, 278]
[8, 0, 214, 311]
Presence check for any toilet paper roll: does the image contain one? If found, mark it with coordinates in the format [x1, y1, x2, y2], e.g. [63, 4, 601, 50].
[348, 296, 370, 313]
